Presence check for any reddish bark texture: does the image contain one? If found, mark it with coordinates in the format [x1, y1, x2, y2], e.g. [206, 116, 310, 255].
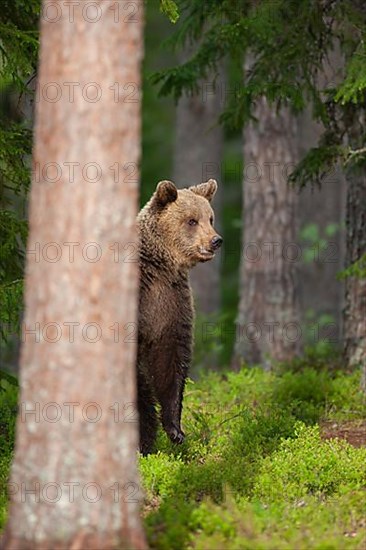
[4, 1, 146, 548]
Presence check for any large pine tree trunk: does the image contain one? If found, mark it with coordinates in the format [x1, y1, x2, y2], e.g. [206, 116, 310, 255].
[234, 98, 301, 368]
[3, 2, 146, 549]
[173, 69, 224, 315]
[344, 170, 366, 381]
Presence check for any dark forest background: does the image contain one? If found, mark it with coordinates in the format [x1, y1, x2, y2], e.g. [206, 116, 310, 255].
[0, 2, 365, 548]
[2, 0, 364, 375]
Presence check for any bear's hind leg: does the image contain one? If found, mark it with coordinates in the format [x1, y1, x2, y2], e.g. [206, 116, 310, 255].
[148, 330, 191, 446]
[154, 358, 188, 445]
[137, 369, 158, 455]
[159, 375, 186, 445]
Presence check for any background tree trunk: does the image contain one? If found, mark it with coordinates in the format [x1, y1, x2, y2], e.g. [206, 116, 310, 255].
[234, 98, 301, 368]
[4, 1, 146, 549]
[173, 66, 224, 316]
[344, 170, 366, 381]
[297, 108, 346, 347]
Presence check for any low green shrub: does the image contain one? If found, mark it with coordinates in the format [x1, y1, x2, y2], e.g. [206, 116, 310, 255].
[253, 422, 366, 502]
[142, 363, 366, 549]
[271, 368, 334, 423]
[188, 491, 366, 550]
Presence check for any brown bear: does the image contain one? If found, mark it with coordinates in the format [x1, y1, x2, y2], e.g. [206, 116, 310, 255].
[137, 178, 222, 454]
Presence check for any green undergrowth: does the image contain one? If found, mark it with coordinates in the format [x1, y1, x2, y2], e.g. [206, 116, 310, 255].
[0, 356, 365, 547]
[0, 375, 18, 529]
[140, 356, 366, 549]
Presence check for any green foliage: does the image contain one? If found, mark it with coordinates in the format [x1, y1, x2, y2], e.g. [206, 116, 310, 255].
[335, 42, 366, 105]
[188, 490, 366, 550]
[0, 379, 17, 456]
[274, 352, 365, 421]
[0, 122, 31, 343]
[0, 124, 32, 194]
[154, 0, 332, 110]
[290, 144, 345, 188]
[153, 0, 366, 180]
[0, 281, 23, 345]
[0, 357, 365, 545]
[0, 370, 18, 391]
[0, 378, 18, 530]
[300, 222, 341, 264]
[338, 254, 366, 280]
[160, 0, 180, 24]
[253, 423, 366, 502]
[330, 372, 366, 418]
[0, 1, 39, 356]
[271, 369, 333, 423]
[140, 452, 184, 502]
[0, 0, 39, 85]
[0, 210, 27, 277]
[139, 359, 366, 548]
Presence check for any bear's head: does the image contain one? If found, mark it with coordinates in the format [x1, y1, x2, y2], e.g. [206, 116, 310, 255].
[141, 179, 222, 269]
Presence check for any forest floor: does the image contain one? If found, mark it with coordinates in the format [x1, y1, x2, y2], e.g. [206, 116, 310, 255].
[321, 419, 366, 448]
[140, 352, 366, 549]
[0, 351, 365, 548]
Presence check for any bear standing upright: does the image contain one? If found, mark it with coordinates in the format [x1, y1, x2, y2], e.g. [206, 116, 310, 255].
[137, 179, 222, 454]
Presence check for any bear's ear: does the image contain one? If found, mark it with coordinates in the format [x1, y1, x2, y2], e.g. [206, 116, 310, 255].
[189, 179, 218, 202]
[154, 180, 178, 207]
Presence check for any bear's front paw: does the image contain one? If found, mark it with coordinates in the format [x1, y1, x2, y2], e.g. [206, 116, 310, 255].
[166, 425, 185, 444]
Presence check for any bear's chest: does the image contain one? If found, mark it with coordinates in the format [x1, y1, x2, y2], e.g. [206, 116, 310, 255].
[139, 278, 193, 338]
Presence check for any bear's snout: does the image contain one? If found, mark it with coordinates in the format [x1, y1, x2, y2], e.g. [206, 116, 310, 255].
[211, 235, 223, 250]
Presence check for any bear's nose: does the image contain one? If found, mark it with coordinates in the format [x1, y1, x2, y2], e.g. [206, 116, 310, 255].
[211, 235, 223, 250]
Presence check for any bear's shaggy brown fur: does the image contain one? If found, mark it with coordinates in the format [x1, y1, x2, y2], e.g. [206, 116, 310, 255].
[137, 179, 222, 454]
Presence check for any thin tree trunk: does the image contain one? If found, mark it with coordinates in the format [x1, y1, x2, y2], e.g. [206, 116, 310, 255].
[4, 1, 146, 548]
[234, 98, 301, 368]
[344, 170, 366, 381]
[173, 68, 224, 316]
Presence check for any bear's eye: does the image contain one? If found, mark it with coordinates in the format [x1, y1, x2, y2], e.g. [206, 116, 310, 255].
[210, 216, 214, 226]
[188, 219, 198, 226]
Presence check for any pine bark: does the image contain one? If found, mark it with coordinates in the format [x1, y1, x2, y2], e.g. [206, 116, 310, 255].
[344, 170, 366, 378]
[235, 98, 301, 368]
[3, 1, 146, 549]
